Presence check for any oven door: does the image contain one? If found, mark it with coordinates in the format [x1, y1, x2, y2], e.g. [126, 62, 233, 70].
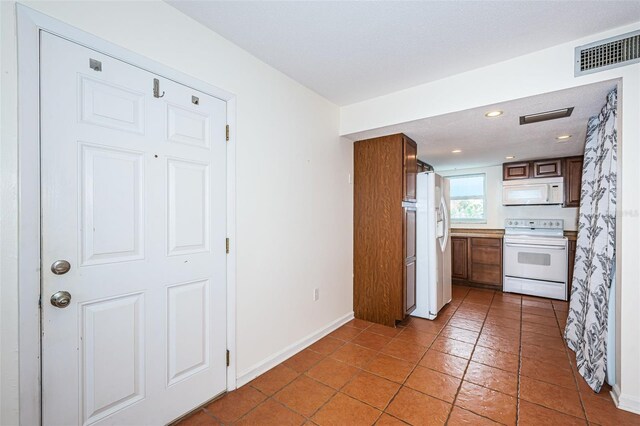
[503, 237, 568, 283]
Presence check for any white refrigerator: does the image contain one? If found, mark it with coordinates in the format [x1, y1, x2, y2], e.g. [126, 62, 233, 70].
[413, 172, 452, 320]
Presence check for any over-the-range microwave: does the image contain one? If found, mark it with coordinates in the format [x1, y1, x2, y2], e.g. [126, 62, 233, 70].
[502, 177, 564, 206]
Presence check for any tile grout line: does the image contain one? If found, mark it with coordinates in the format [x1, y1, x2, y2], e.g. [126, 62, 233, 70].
[517, 298, 597, 423]
[443, 289, 502, 425]
[217, 292, 560, 425]
[240, 324, 373, 424]
[516, 294, 524, 426]
[554, 301, 591, 423]
[188, 293, 635, 426]
[374, 288, 471, 425]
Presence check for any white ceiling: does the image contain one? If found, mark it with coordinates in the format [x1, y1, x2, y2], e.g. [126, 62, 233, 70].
[168, 1, 640, 105]
[345, 80, 618, 171]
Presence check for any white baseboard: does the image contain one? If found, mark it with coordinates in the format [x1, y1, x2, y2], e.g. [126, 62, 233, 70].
[236, 312, 354, 387]
[611, 384, 640, 414]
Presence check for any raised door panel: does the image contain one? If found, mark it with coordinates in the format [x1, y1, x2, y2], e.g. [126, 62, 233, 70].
[80, 294, 145, 425]
[469, 238, 502, 288]
[167, 104, 211, 149]
[403, 136, 418, 201]
[167, 280, 210, 386]
[167, 159, 210, 256]
[405, 260, 416, 315]
[79, 75, 145, 134]
[451, 237, 468, 280]
[404, 206, 417, 316]
[470, 246, 502, 266]
[564, 156, 583, 208]
[503, 162, 531, 180]
[405, 207, 417, 259]
[80, 143, 144, 266]
[533, 159, 563, 178]
[469, 263, 502, 286]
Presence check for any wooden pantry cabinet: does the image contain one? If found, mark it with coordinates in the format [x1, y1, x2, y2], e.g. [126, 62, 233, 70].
[451, 235, 503, 291]
[354, 133, 418, 326]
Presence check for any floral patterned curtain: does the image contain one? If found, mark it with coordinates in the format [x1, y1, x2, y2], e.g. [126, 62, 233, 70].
[564, 88, 617, 393]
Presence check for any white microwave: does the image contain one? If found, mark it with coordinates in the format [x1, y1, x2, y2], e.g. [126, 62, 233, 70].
[502, 177, 564, 206]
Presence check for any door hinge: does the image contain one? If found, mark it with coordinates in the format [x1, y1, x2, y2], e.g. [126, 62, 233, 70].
[226, 238, 230, 254]
[225, 125, 230, 142]
[226, 349, 230, 367]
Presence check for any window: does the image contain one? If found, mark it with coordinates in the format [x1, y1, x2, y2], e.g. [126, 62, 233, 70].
[448, 174, 486, 223]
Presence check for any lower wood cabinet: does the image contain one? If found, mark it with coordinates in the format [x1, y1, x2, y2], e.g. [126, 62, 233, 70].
[451, 236, 503, 290]
[451, 237, 468, 280]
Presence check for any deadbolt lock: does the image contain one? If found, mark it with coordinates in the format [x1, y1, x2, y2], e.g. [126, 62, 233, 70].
[51, 260, 71, 275]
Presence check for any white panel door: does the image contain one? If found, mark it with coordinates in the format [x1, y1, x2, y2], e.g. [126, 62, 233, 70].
[40, 32, 227, 425]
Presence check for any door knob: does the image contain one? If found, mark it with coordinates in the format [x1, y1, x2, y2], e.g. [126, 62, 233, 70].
[51, 260, 71, 275]
[50, 291, 72, 308]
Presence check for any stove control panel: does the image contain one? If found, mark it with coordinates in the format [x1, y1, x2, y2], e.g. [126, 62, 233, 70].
[505, 219, 564, 230]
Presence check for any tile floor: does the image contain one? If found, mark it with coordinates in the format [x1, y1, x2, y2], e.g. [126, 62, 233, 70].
[178, 286, 640, 425]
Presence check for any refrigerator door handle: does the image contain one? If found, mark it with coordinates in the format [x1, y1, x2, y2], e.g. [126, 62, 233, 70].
[439, 195, 449, 252]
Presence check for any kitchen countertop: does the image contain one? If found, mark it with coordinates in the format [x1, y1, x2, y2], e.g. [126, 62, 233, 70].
[450, 228, 504, 238]
[451, 228, 578, 240]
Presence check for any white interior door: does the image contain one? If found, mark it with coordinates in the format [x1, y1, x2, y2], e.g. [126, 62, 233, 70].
[40, 32, 227, 425]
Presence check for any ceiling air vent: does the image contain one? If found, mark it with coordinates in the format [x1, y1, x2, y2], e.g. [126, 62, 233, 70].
[520, 107, 574, 125]
[575, 29, 640, 76]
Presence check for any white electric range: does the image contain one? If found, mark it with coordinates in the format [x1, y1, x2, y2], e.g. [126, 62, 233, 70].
[503, 219, 568, 301]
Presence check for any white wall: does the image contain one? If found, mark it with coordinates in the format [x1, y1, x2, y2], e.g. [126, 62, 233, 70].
[440, 165, 579, 231]
[1, 2, 20, 424]
[341, 23, 640, 414]
[1, 2, 353, 423]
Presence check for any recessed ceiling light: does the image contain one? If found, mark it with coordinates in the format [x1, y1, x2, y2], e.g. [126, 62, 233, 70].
[485, 110, 503, 118]
[505, 156, 515, 160]
[451, 149, 462, 153]
[556, 134, 572, 140]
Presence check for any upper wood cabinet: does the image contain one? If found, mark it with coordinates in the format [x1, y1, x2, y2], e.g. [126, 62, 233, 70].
[503, 162, 531, 180]
[403, 136, 418, 201]
[503, 156, 584, 209]
[353, 133, 417, 326]
[533, 159, 562, 178]
[564, 156, 583, 208]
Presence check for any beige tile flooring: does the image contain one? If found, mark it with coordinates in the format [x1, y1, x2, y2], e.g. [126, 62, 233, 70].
[178, 286, 640, 425]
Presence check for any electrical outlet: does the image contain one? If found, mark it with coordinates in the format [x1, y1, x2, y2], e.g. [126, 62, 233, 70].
[313, 288, 320, 301]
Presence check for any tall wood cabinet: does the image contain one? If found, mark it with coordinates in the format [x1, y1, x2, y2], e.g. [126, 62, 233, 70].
[354, 133, 418, 326]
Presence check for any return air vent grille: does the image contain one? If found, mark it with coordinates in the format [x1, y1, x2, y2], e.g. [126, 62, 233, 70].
[575, 29, 640, 76]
